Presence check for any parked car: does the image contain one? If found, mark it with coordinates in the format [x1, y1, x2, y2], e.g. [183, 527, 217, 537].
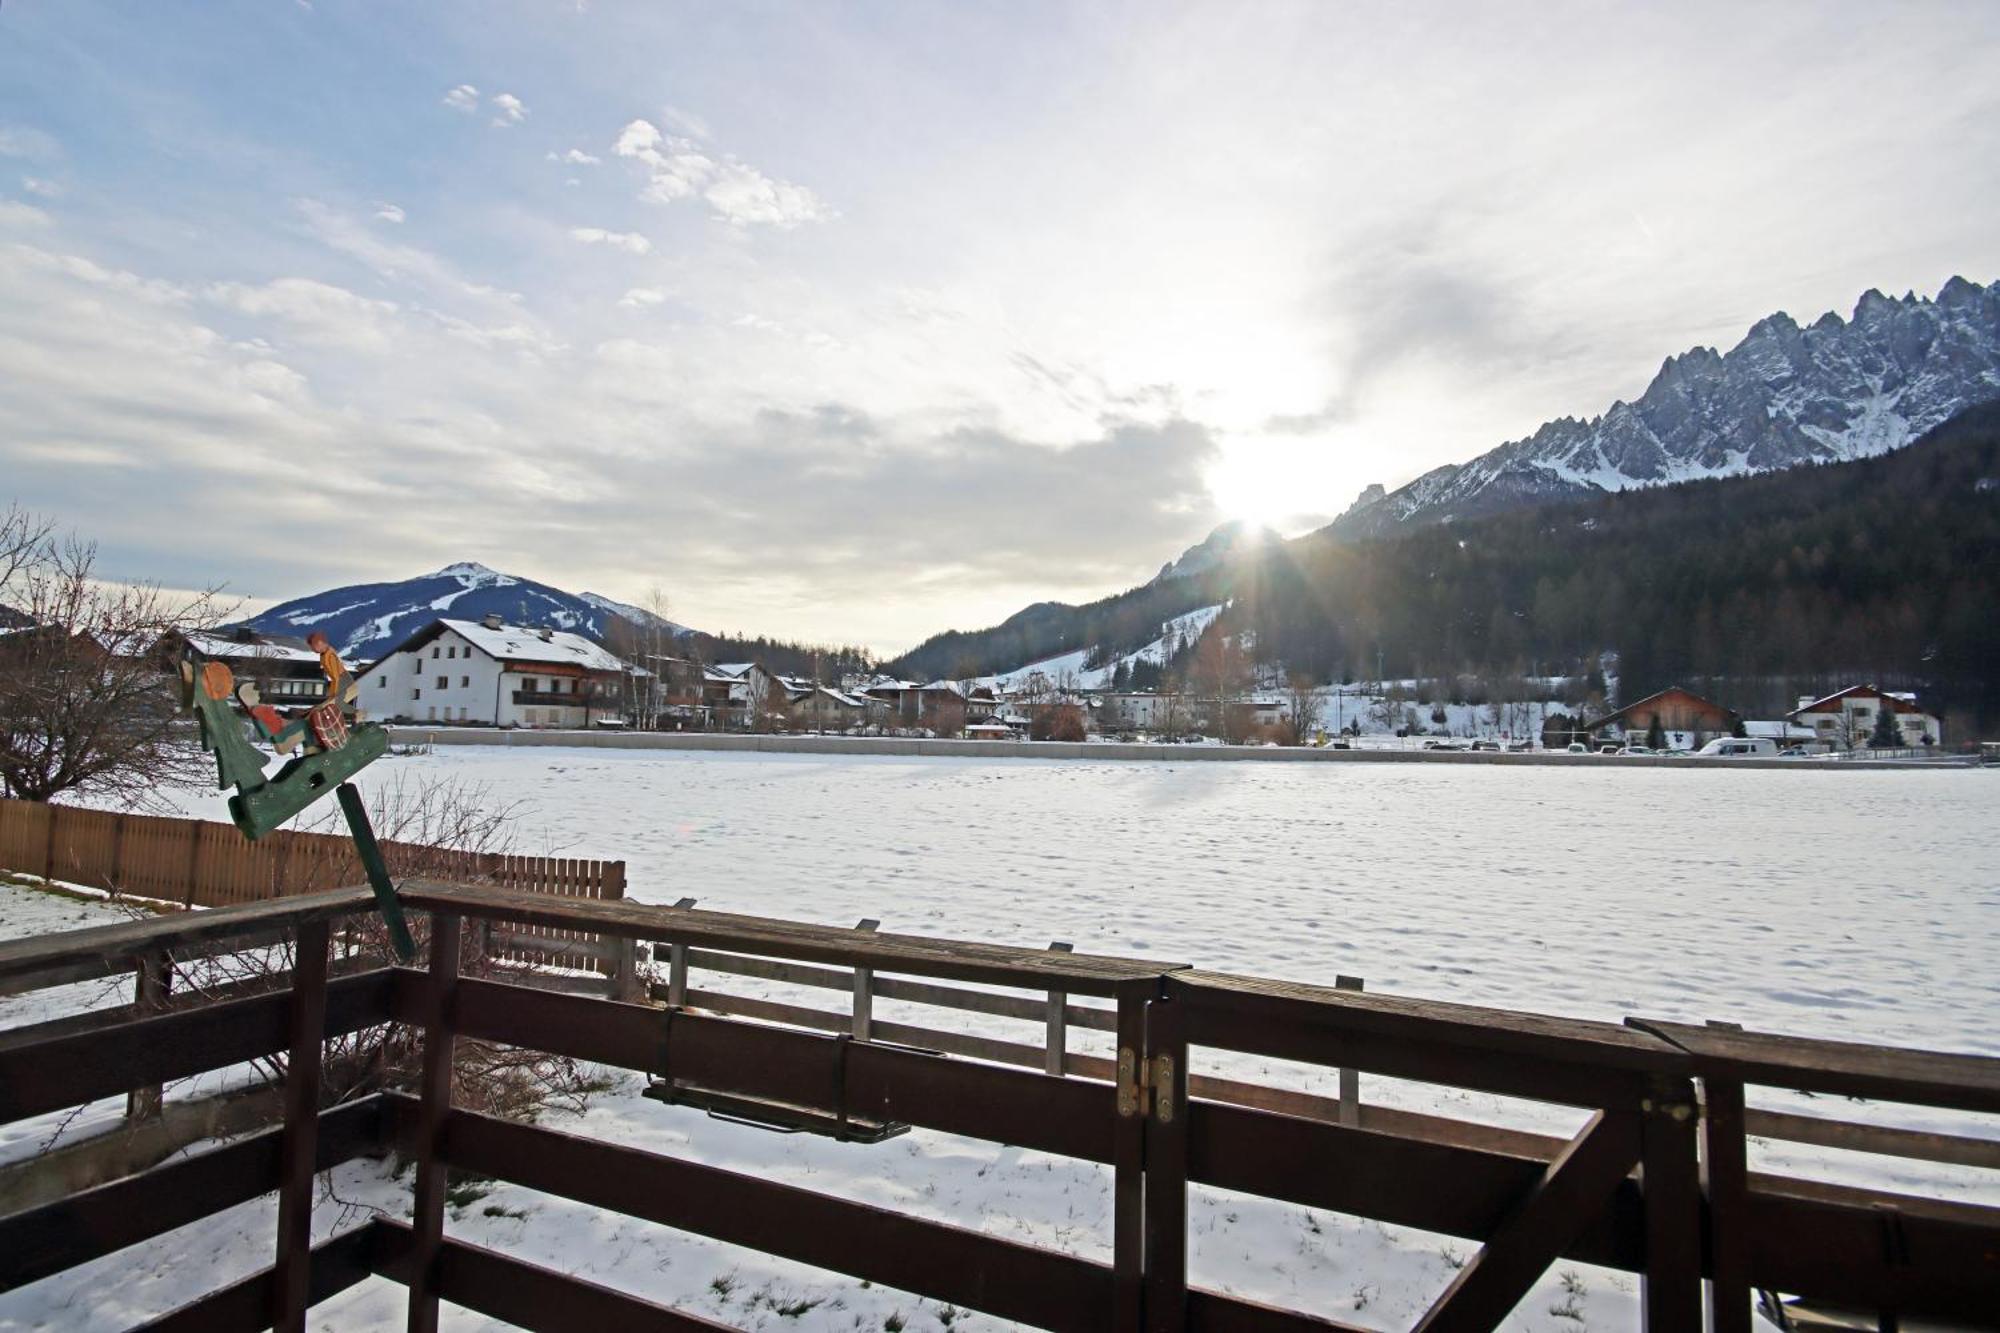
[1506, 740, 1534, 752]
[1621, 744, 1654, 756]
[1469, 739, 1501, 752]
[1694, 736, 1778, 757]
[1597, 743, 1625, 755]
[1565, 742, 1589, 754]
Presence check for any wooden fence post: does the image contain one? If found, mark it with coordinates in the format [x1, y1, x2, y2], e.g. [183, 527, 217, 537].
[407, 914, 462, 1333]
[1143, 987, 1188, 1333]
[604, 862, 641, 1001]
[1701, 1019, 1751, 1333]
[272, 920, 330, 1333]
[1641, 1075, 1703, 1333]
[124, 950, 171, 1121]
[851, 919, 879, 1040]
[1112, 978, 1152, 1333]
[1337, 974, 1363, 1126]
[1045, 941, 1074, 1076]
[667, 897, 695, 1007]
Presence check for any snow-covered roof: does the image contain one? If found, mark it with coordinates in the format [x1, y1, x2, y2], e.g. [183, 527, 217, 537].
[1789, 684, 1928, 716]
[182, 631, 324, 664]
[436, 619, 627, 672]
[710, 662, 756, 678]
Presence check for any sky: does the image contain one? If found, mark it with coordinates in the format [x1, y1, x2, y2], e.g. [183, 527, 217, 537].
[2, 2, 1997, 653]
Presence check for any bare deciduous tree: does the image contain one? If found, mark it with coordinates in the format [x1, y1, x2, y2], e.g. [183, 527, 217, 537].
[187, 773, 595, 1120]
[1285, 674, 1322, 745]
[0, 511, 230, 804]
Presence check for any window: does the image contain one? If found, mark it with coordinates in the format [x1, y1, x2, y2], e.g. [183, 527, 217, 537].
[461, 676, 470, 688]
[431, 647, 440, 659]
[427, 705, 437, 720]
[446, 646, 455, 659]
[377, 676, 386, 689]
[412, 687, 422, 700]
[436, 675, 448, 689]
[522, 677, 538, 693]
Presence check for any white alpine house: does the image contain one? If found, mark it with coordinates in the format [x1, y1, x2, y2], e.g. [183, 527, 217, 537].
[357, 614, 641, 728]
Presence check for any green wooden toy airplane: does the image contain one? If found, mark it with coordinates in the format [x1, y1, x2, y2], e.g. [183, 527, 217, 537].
[180, 633, 415, 960]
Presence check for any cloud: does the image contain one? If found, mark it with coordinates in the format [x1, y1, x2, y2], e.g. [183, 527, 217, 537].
[206, 277, 403, 353]
[569, 226, 652, 255]
[296, 198, 523, 310]
[373, 201, 405, 223]
[489, 93, 528, 127]
[618, 287, 667, 307]
[0, 126, 59, 160]
[614, 117, 830, 228]
[21, 177, 63, 199]
[549, 148, 601, 166]
[661, 106, 711, 140]
[0, 201, 52, 229]
[441, 84, 480, 113]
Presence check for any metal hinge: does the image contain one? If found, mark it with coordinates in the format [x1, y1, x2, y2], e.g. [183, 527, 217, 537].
[1116, 1046, 1149, 1118]
[1151, 1053, 1176, 1124]
[1117, 1048, 1178, 1122]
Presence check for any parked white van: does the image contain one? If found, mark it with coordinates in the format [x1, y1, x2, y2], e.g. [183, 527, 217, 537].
[1695, 736, 1777, 758]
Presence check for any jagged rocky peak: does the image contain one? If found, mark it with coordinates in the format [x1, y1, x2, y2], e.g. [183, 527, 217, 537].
[1324, 276, 2000, 542]
[1342, 483, 1387, 517]
[1154, 520, 1278, 583]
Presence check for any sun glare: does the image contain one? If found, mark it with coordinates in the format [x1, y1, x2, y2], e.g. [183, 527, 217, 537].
[1205, 450, 1297, 528]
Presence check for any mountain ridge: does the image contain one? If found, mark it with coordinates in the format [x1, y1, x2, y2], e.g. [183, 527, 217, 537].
[1327, 275, 2000, 538]
[245, 562, 687, 660]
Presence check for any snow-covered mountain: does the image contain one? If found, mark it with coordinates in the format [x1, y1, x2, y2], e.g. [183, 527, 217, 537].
[244, 562, 688, 661]
[978, 604, 1224, 692]
[1330, 275, 2000, 538]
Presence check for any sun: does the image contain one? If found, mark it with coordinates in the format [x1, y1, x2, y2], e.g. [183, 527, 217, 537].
[1204, 449, 1296, 529]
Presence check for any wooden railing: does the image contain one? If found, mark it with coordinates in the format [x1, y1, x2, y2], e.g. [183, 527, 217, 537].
[1, 883, 1996, 1332]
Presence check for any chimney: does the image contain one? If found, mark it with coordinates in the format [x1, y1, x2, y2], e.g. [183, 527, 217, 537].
[482, 613, 504, 631]
[537, 626, 553, 642]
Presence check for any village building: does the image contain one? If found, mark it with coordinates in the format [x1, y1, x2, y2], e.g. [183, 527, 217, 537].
[1586, 686, 1739, 749]
[165, 629, 336, 713]
[1098, 691, 1174, 730]
[358, 615, 639, 728]
[859, 679, 968, 732]
[1788, 685, 1942, 750]
[1742, 720, 1824, 751]
[793, 684, 876, 731]
[640, 655, 713, 727]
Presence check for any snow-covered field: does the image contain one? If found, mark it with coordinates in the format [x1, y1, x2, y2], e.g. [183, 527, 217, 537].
[4, 750, 1997, 1330]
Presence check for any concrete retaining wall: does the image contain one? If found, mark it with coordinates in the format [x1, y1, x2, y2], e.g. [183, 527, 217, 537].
[384, 726, 1965, 771]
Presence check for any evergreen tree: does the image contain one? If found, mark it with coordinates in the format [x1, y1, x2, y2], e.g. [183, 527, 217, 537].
[1645, 714, 1667, 750]
[1870, 700, 1901, 748]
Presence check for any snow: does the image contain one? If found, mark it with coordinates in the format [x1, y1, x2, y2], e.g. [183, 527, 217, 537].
[5, 752, 1996, 1329]
[982, 605, 1224, 692]
[180, 632, 323, 664]
[278, 600, 368, 627]
[440, 618, 627, 673]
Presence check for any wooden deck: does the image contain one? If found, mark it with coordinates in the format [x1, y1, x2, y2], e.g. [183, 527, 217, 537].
[1, 880, 1995, 1332]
